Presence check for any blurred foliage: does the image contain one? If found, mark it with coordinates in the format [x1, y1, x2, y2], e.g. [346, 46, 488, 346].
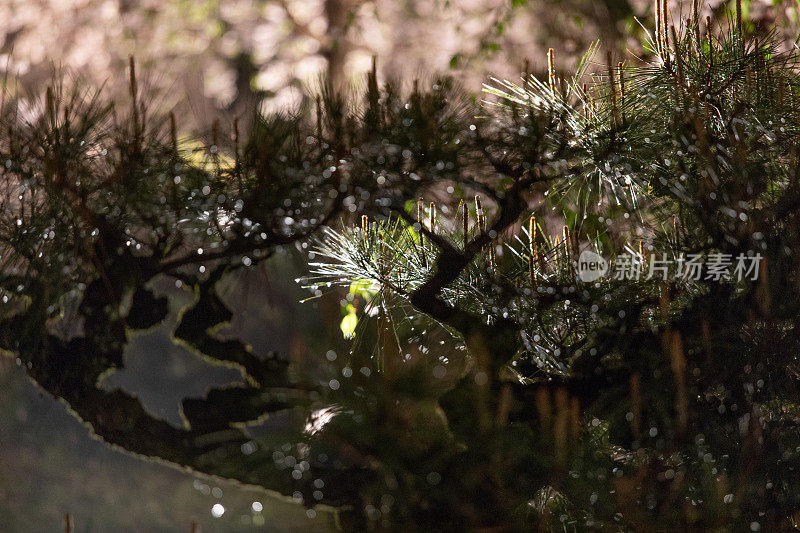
[0, 0, 647, 120]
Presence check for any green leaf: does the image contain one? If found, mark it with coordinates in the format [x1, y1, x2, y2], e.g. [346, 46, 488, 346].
[340, 309, 358, 339]
[349, 279, 377, 300]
